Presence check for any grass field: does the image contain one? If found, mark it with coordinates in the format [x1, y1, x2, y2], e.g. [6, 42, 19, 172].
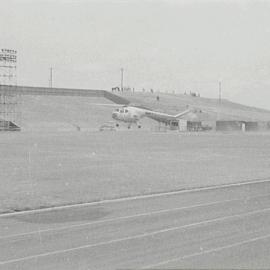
[1, 131, 270, 214]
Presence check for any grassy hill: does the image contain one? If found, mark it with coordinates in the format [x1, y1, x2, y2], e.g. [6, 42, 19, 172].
[121, 91, 270, 122]
[20, 95, 115, 131]
[18, 90, 270, 131]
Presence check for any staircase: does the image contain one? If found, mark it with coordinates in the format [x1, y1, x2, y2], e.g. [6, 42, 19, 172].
[0, 120, 20, 131]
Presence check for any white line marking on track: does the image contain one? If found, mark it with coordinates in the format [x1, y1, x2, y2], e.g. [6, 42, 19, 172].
[0, 178, 269, 218]
[0, 197, 241, 240]
[1, 206, 270, 265]
[143, 233, 270, 269]
[1, 193, 269, 241]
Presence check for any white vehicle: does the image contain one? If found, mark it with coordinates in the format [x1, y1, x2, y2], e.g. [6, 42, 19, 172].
[99, 121, 116, 131]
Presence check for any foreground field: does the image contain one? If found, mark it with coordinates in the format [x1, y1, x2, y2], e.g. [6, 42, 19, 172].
[0, 131, 270, 214]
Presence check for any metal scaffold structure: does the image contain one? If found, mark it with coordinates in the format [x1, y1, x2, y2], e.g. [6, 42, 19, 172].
[0, 49, 21, 131]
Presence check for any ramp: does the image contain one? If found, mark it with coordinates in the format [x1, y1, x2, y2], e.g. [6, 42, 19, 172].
[0, 120, 20, 131]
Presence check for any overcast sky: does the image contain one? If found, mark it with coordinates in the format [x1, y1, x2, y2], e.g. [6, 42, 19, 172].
[1, 0, 270, 109]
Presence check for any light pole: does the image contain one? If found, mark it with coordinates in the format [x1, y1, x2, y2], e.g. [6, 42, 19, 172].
[49, 67, 53, 88]
[120, 68, 124, 92]
[218, 80, 221, 104]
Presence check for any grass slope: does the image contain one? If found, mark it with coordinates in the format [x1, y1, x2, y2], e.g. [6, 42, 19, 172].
[20, 96, 115, 131]
[18, 91, 270, 131]
[122, 91, 270, 121]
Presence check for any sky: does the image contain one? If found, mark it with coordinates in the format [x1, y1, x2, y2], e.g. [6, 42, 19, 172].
[1, 0, 270, 109]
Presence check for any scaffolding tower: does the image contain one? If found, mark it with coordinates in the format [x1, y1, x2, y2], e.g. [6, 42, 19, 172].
[0, 49, 21, 130]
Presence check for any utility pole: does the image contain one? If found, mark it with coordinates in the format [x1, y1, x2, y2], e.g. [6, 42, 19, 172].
[218, 80, 221, 104]
[120, 68, 124, 92]
[49, 67, 53, 88]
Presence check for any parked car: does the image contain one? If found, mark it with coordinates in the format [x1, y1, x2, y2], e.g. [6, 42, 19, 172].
[99, 122, 116, 131]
